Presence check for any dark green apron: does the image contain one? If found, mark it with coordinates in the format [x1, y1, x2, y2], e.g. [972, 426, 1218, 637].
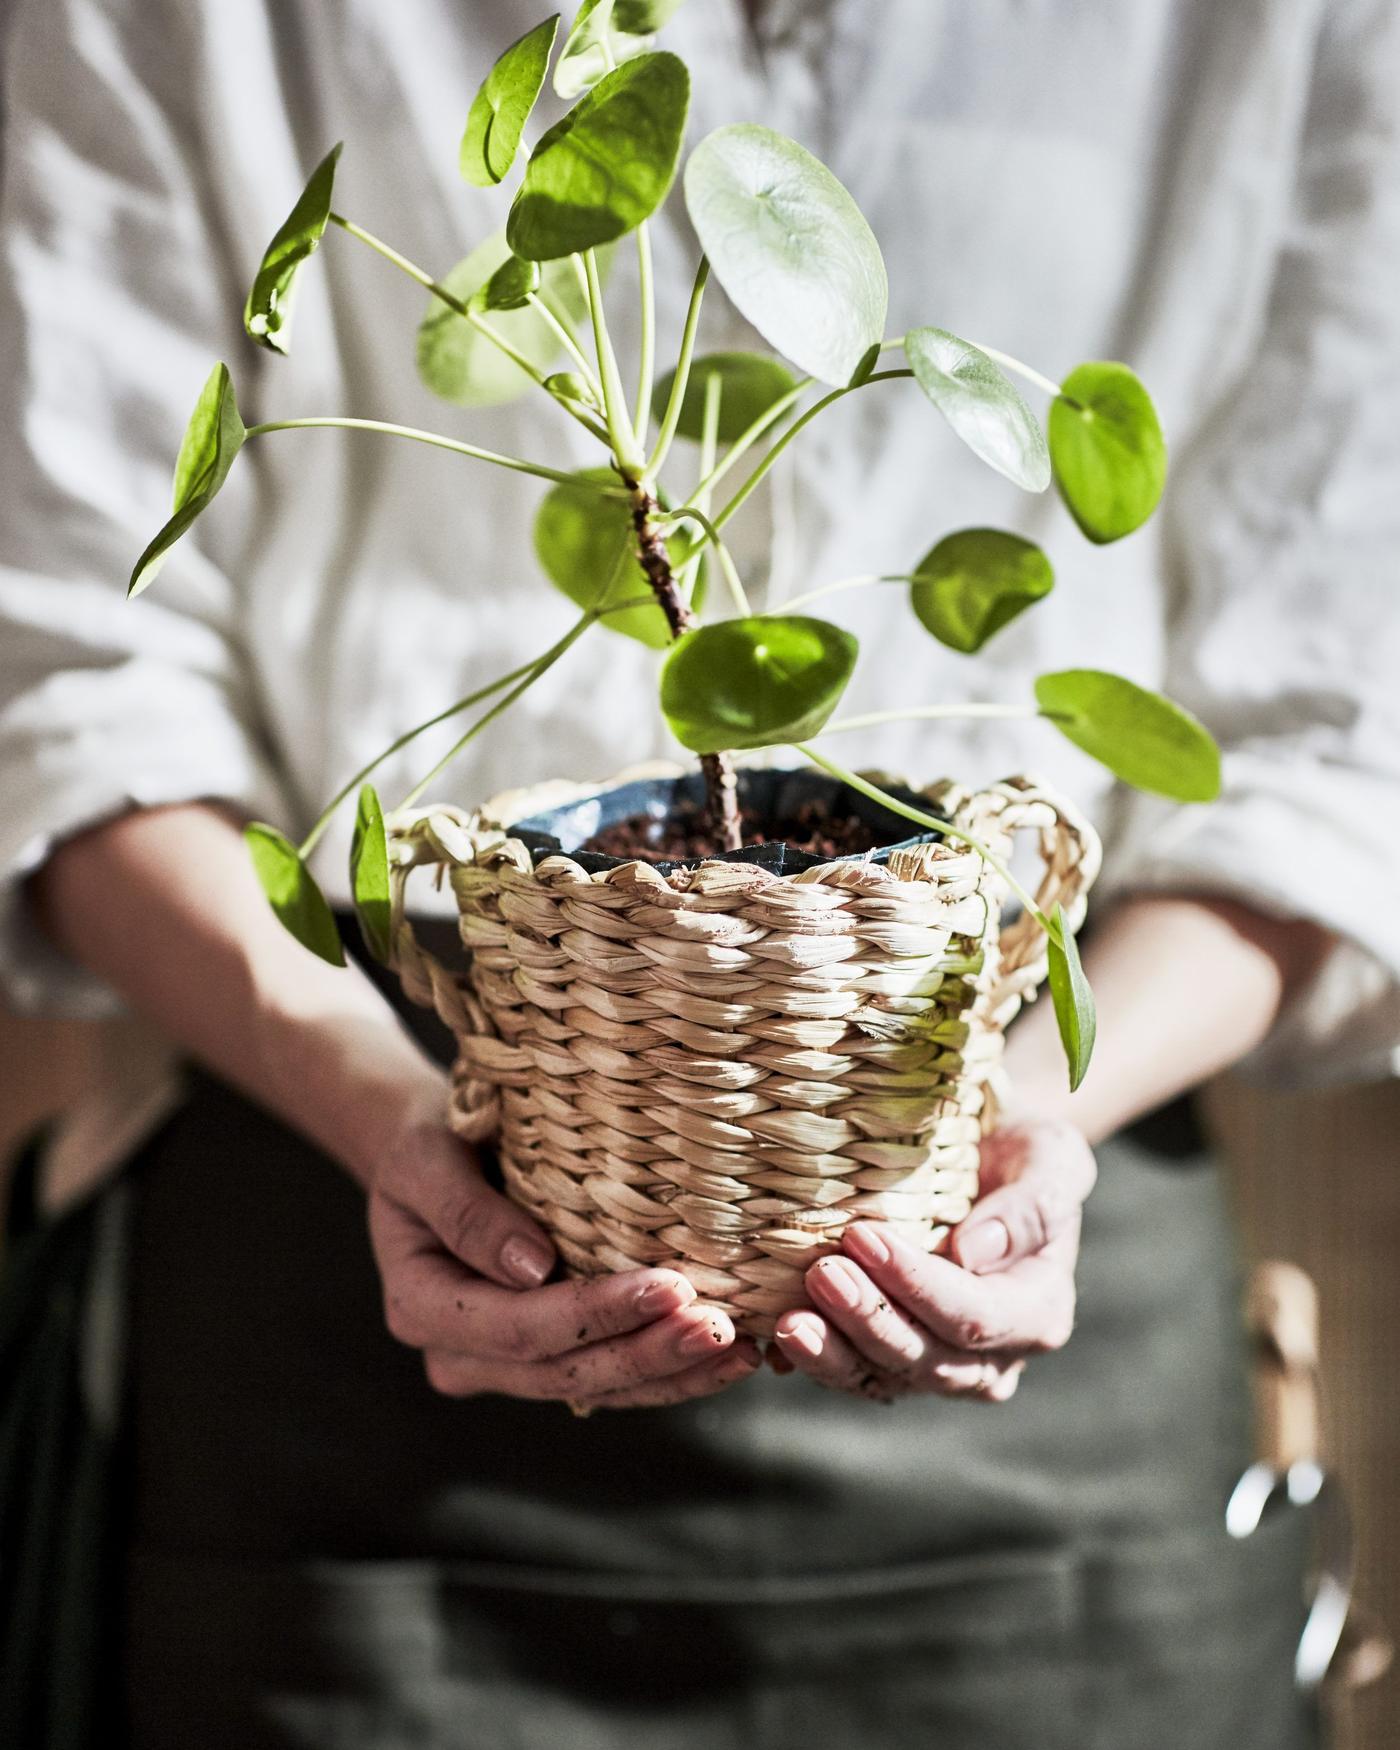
[4, 921, 1320, 1748]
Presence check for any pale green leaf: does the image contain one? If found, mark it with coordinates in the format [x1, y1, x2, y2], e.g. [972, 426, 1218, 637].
[129, 363, 245, 598]
[350, 784, 392, 963]
[460, 16, 559, 187]
[684, 126, 887, 387]
[1048, 362, 1166, 543]
[243, 143, 342, 355]
[509, 52, 690, 260]
[650, 351, 798, 443]
[1035, 669, 1221, 801]
[904, 327, 1051, 492]
[911, 528, 1053, 654]
[244, 823, 345, 966]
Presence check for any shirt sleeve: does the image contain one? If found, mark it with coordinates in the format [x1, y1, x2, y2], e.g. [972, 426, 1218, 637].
[0, 0, 294, 1016]
[1105, 0, 1400, 1085]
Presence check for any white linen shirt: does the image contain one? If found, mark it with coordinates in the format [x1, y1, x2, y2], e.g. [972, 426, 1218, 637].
[2, 0, 1398, 1083]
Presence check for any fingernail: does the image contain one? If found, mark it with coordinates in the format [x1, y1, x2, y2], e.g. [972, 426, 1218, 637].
[958, 1219, 1010, 1271]
[813, 1257, 863, 1310]
[500, 1235, 552, 1287]
[677, 1315, 732, 1358]
[844, 1224, 890, 1268]
[778, 1314, 825, 1359]
[637, 1274, 694, 1317]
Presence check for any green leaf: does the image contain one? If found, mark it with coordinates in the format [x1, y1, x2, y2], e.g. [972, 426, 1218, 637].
[1035, 669, 1221, 802]
[1045, 905, 1095, 1091]
[683, 125, 887, 387]
[129, 364, 246, 598]
[554, 0, 684, 99]
[650, 351, 798, 444]
[911, 528, 1053, 655]
[534, 468, 673, 647]
[509, 52, 690, 261]
[460, 16, 559, 187]
[350, 784, 392, 963]
[417, 234, 591, 407]
[661, 615, 858, 753]
[904, 328, 1051, 492]
[243, 143, 342, 355]
[470, 253, 542, 312]
[244, 823, 345, 967]
[1048, 361, 1166, 543]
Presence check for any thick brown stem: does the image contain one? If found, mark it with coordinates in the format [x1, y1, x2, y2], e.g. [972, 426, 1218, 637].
[628, 484, 743, 850]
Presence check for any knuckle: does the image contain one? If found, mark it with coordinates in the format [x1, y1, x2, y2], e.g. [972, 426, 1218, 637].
[954, 1311, 1004, 1351]
[423, 1354, 469, 1398]
[382, 1289, 420, 1348]
[1034, 1289, 1077, 1352]
[493, 1312, 542, 1364]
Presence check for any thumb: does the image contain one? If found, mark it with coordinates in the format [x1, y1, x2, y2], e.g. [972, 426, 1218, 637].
[953, 1119, 1097, 1274]
[379, 1120, 556, 1290]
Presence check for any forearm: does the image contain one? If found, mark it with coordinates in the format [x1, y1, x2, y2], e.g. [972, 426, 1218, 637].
[29, 801, 442, 1184]
[1004, 894, 1332, 1143]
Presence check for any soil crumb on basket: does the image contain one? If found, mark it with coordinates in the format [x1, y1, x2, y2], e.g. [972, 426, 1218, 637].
[581, 796, 884, 863]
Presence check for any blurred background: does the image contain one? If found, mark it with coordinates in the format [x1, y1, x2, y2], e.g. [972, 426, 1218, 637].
[3, 1012, 1396, 1745]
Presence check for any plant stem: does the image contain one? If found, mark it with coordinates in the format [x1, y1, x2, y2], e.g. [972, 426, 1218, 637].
[655, 505, 750, 616]
[793, 744, 1048, 925]
[329, 212, 602, 437]
[962, 339, 1063, 402]
[244, 418, 626, 494]
[633, 222, 656, 443]
[584, 248, 644, 472]
[685, 377, 809, 503]
[780, 572, 908, 612]
[646, 256, 711, 478]
[677, 372, 722, 602]
[530, 292, 602, 394]
[398, 610, 598, 810]
[627, 482, 742, 849]
[707, 370, 913, 544]
[297, 657, 540, 858]
[816, 704, 1055, 736]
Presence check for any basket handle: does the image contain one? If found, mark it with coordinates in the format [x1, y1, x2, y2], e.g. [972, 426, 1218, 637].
[948, 775, 1103, 980]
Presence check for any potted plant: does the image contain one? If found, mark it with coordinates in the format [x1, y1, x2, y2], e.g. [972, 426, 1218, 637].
[128, 4, 1219, 1338]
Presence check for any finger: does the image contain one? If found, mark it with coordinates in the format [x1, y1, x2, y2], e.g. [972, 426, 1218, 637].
[804, 1255, 928, 1371]
[375, 1122, 556, 1289]
[371, 1201, 698, 1359]
[841, 1224, 1076, 1353]
[425, 1303, 740, 1402]
[580, 1340, 763, 1410]
[772, 1311, 902, 1403]
[955, 1121, 1096, 1274]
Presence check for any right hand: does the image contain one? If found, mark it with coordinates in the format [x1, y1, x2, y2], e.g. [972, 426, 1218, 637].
[365, 1083, 761, 1411]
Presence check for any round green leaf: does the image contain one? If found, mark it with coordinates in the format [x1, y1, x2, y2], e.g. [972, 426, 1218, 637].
[417, 234, 590, 407]
[243, 143, 342, 355]
[1035, 669, 1221, 802]
[471, 253, 542, 313]
[683, 126, 887, 387]
[1048, 362, 1166, 543]
[129, 363, 246, 598]
[1045, 905, 1096, 1091]
[660, 615, 858, 753]
[904, 328, 1051, 492]
[350, 784, 392, 963]
[534, 468, 673, 647]
[460, 15, 559, 187]
[508, 52, 690, 261]
[650, 351, 798, 444]
[244, 823, 345, 967]
[911, 528, 1053, 655]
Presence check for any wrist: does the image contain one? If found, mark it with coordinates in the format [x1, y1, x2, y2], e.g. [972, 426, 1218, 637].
[250, 967, 448, 1187]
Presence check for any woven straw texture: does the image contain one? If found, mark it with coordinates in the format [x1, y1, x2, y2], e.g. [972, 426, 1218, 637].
[389, 770, 1100, 1339]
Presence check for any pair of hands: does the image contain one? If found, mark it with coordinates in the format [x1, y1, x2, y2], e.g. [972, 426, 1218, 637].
[367, 1089, 1096, 1414]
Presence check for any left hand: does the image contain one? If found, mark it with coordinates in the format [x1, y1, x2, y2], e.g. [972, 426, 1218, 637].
[772, 1116, 1097, 1403]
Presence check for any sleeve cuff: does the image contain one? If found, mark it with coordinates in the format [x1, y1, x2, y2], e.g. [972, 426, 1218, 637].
[1101, 755, 1400, 1087]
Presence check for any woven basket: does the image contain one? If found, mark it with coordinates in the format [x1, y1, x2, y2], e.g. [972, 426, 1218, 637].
[388, 767, 1100, 1339]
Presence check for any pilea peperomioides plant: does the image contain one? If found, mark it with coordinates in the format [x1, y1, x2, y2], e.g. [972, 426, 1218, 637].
[129, 3, 1220, 1097]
